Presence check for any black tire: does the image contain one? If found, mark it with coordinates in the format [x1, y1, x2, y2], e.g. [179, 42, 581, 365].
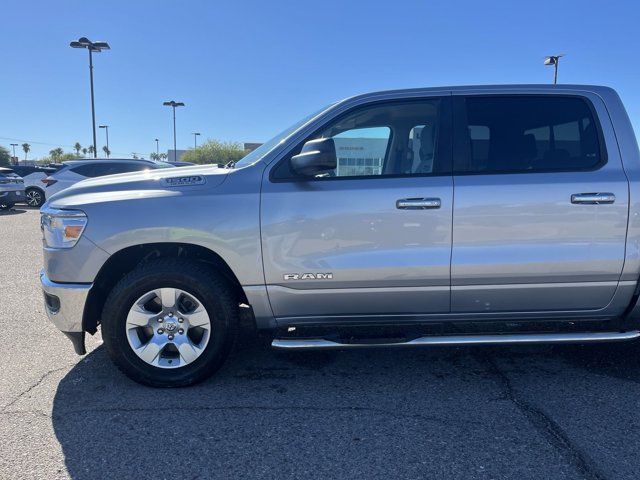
[26, 188, 45, 207]
[101, 258, 238, 387]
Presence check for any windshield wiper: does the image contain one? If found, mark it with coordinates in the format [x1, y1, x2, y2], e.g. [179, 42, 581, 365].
[224, 160, 236, 169]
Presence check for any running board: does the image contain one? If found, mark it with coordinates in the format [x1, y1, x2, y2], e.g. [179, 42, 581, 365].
[271, 330, 640, 350]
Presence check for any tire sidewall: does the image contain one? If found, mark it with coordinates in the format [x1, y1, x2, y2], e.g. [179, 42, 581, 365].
[103, 266, 235, 386]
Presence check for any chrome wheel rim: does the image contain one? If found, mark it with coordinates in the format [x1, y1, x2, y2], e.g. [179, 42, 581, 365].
[26, 190, 42, 207]
[125, 288, 211, 369]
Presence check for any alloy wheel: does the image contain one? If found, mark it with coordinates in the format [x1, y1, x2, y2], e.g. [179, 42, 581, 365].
[26, 190, 43, 207]
[125, 288, 211, 369]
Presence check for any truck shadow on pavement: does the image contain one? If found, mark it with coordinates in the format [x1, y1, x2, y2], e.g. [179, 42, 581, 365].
[51, 336, 640, 480]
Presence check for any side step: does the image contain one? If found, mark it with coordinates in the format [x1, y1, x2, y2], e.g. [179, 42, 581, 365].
[272, 330, 640, 350]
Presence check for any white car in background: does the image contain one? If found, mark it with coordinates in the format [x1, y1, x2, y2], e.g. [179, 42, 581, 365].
[0, 167, 25, 210]
[42, 159, 174, 198]
[10, 165, 60, 207]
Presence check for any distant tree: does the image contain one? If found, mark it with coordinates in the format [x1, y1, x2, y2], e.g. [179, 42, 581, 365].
[59, 152, 79, 162]
[180, 140, 247, 165]
[87, 145, 95, 155]
[150, 152, 169, 161]
[74, 142, 82, 155]
[102, 146, 111, 158]
[82, 148, 88, 155]
[21, 143, 31, 161]
[49, 148, 64, 162]
[132, 153, 139, 159]
[0, 146, 11, 166]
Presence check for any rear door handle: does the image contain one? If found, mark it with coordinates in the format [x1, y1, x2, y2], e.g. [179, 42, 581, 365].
[571, 193, 616, 205]
[396, 197, 441, 210]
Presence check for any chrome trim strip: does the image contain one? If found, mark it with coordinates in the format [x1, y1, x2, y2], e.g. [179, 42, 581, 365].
[272, 331, 640, 350]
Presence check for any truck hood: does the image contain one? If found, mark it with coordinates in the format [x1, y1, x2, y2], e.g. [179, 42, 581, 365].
[47, 164, 230, 209]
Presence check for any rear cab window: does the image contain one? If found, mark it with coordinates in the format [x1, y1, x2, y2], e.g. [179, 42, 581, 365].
[454, 95, 605, 174]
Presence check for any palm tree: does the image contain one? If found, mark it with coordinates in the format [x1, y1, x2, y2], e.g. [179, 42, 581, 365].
[74, 142, 82, 156]
[87, 145, 95, 155]
[21, 143, 30, 162]
[49, 148, 64, 163]
[82, 148, 88, 155]
[102, 146, 111, 158]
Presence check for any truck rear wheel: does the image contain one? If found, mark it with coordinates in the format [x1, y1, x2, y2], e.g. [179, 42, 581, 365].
[101, 258, 237, 387]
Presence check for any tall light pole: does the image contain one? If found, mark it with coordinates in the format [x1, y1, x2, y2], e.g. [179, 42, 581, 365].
[544, 54, 564, 84]
[192, 132, 201, 149]
[99, 125, 109, 158]
[70, 37, 110, 158]
[155, 138, 159, 155]
[10, 144, 17, 165]
[163, 100, 185, 162]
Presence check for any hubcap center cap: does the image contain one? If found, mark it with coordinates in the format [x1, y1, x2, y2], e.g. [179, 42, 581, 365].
[164, 320, 178, 332]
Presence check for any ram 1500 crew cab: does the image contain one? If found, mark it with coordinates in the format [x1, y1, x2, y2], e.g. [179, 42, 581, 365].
[40, 85, 640, 387]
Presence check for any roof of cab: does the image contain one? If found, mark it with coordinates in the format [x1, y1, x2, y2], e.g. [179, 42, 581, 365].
[342, 84, 617, 103]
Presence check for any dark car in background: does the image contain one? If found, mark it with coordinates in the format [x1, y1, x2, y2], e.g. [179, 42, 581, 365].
[0, 167, 25, 210]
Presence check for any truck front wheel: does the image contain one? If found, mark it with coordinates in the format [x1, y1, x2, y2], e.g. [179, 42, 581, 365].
[101, 258, 237, 387]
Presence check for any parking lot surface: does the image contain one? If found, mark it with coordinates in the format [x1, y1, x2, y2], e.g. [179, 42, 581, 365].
[2, 208, 640, 479]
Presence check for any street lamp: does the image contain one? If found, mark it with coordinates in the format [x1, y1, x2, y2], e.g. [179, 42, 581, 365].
[544, 54, 564, 85]
[192, 132, 201, 149]
[70, 37, 110, 158]
[99, 125, 109, 158]
[9, 144, 18, 165]
[163, 100, 185, 162]
[155, 138, 159, 155]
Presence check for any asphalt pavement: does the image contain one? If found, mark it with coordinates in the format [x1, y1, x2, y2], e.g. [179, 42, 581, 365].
[2, 208, 640, 479]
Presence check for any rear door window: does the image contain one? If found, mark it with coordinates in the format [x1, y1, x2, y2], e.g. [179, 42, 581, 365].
[456, 96, 604, 174]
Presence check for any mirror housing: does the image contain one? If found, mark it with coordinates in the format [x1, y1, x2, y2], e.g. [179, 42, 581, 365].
[290, 138, 337, 177]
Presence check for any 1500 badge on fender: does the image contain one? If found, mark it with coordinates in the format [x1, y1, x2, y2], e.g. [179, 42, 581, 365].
[161, 175, 206, 187]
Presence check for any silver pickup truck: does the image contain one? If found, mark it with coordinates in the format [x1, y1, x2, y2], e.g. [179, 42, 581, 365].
[40, 84, 640, 387]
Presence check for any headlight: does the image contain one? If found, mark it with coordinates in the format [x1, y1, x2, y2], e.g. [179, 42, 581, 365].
[40, 208, 88, 249]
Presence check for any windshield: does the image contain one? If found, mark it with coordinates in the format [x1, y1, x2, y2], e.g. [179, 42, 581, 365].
[233, 104, 334, 169]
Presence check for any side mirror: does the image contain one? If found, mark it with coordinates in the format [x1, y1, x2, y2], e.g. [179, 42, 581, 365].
[290, 138, 337, 177]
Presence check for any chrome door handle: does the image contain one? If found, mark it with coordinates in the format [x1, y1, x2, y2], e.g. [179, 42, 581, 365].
[396, 197, 441, 209]
[571, 193, 616, 205]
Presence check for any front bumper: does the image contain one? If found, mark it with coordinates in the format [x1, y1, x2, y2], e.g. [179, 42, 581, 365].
[40, 269, 92, 354]
[0, 189, 25, 204]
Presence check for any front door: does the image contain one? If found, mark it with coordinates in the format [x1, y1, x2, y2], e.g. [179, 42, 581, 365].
[450, 92, 629, 313]
[261, 96, 454, 320]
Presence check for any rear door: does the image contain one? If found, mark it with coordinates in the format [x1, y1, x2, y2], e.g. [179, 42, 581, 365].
[261, 95, 454, 319]
[450, 91, 629, 313]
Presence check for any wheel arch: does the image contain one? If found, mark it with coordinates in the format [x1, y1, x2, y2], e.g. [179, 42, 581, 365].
[83, 242, 250, 334]
[25, 185, 45, 194]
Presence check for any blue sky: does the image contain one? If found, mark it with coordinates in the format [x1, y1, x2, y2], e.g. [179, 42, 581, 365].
[1, 0, 639, 159]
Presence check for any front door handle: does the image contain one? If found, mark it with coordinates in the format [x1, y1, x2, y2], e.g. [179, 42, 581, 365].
[396, 197, 441, 210]
[571, 193, 616, 205]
